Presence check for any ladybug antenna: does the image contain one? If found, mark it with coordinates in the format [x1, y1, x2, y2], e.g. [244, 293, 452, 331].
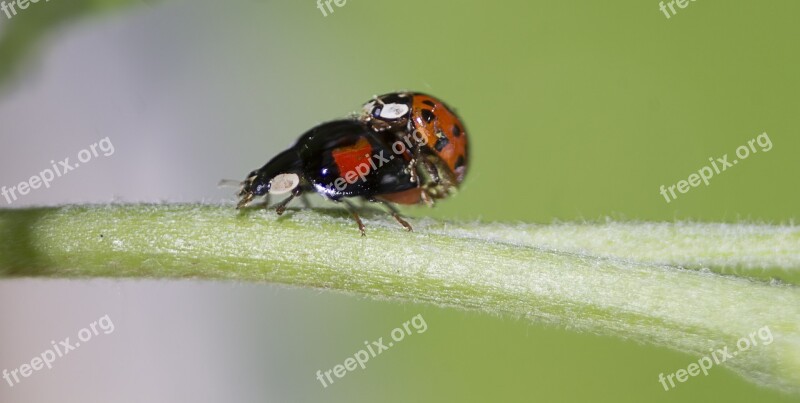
[217, 179, 243, 188]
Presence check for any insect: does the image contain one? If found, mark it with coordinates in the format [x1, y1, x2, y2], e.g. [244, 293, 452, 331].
[234, 92, 469, 235]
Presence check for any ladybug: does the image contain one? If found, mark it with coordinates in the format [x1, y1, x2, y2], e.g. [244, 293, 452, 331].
[359, 92, 469, 204]
[234, 92, 469, 235]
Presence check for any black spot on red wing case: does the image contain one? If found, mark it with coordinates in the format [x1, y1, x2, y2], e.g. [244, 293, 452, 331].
[421, 109, 435, 123]
[455, 155, 465, 170]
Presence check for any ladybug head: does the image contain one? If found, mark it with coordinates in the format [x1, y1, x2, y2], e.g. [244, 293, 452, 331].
[236, 148, 303, 209]
[236, 170, 268, 209]
[361, 92, 413, 132]
[237, 171, 301, 209]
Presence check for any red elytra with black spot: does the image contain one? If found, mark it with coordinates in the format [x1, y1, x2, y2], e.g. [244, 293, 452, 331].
[410, 94, 469, 184]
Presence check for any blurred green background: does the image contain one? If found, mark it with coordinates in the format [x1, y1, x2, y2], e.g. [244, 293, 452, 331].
[0, 0, 798, 402]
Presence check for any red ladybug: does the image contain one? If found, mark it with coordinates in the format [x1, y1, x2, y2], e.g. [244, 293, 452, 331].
[235, 92, 469, 235]
[360, 92, 469, 205]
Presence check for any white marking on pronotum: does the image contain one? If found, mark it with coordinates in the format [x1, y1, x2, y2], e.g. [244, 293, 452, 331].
[269, 173, 300, 195]
[379, 103, 409, 119]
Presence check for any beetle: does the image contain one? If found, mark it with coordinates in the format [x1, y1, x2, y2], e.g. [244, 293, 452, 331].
[359, 92, 469, 205]
[234, 92, 469, 235]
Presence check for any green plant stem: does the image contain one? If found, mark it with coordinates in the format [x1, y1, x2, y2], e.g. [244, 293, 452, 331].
[1, 204, 798, 393]
[415, 220, 800, 285]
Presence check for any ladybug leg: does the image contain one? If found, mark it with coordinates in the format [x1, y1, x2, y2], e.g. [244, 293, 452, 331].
[409, 144, 442, 185]
[369, 198, 413, 232]
[419, 190, 436, 207]
[418, 155, 459, 201]
[407, 143, 426, 185]
[420, 158, 441, 184]
[407, 155, 420, 185]
[408, 147, 443, 207]
[342, 199, 367, 236]
[236, 192, 255, 209]
[299, 193, 312, 209]
[274, 188, 302, 216]
[248, 195, 271, 210]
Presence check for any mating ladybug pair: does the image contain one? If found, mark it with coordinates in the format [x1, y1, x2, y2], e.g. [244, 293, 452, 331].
[234, 92, 469, 235]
